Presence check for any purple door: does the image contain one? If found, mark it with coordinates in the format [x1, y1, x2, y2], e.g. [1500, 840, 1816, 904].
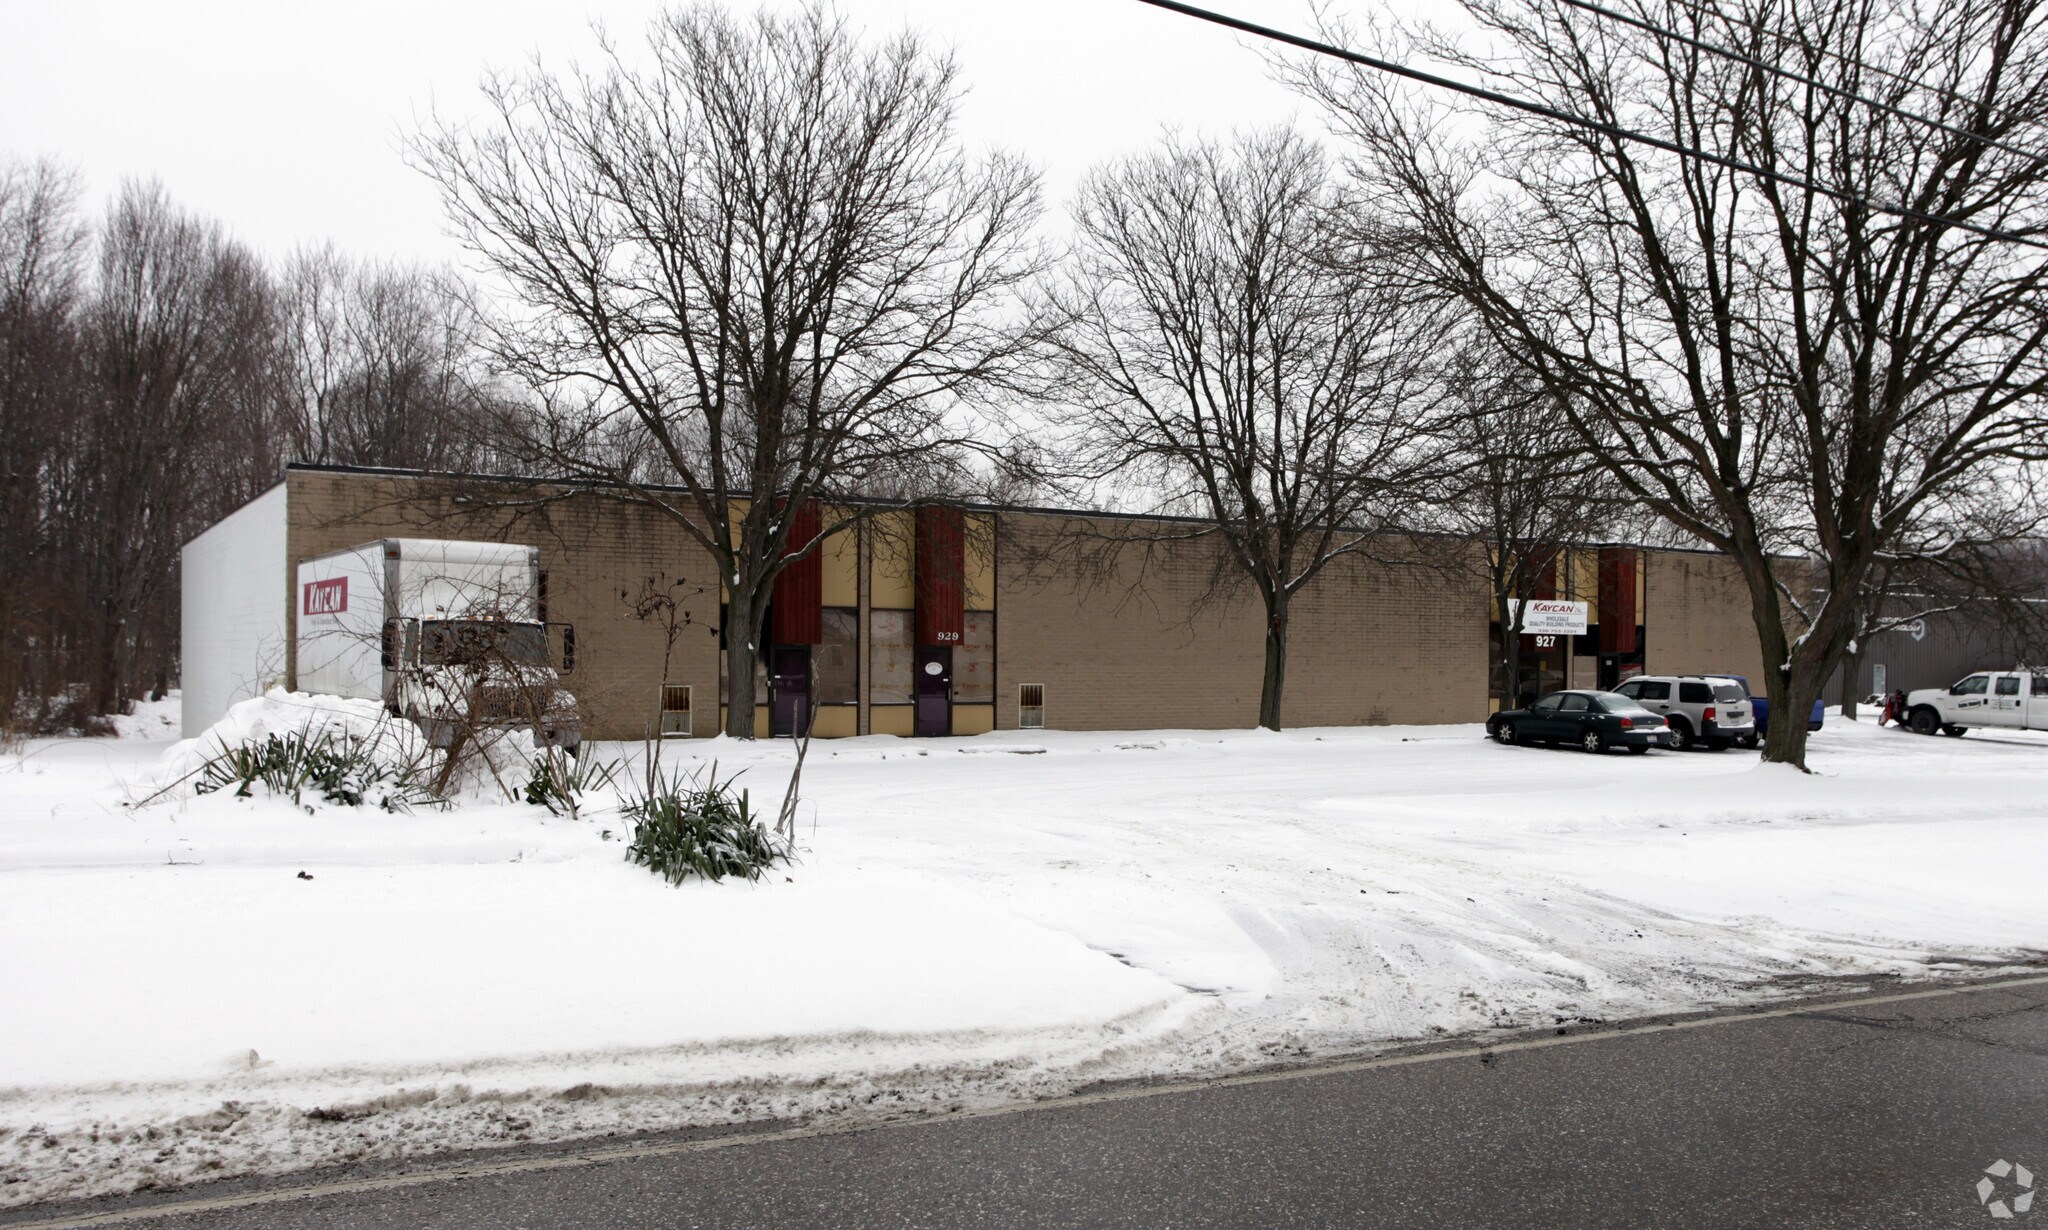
[914, 646, 952, 737]
[769, 645, 811, 738]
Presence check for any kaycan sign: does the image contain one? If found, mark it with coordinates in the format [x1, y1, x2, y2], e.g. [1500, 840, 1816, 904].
[303, 577, 348, 616]
[1506, 599, 1589, 635]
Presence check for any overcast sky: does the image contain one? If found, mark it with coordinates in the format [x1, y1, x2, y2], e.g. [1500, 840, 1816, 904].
[0, 0, 1339, 269]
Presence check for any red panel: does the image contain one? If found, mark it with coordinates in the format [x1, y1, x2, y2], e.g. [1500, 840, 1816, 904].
[771, 501, 823, 645]
[1598, 547, 1639, 654]
[914, 505, 965, 647]
[1530, 548, 1558, 601]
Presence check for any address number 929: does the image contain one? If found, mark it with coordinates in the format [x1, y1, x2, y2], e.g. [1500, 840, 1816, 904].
[935, 631, 961, 643]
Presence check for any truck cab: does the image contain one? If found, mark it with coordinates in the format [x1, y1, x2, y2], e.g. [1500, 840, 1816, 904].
[1905, 669, 2048, 737]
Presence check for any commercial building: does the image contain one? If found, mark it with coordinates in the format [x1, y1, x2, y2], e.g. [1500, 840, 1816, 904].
[180, 464, 1770, 739]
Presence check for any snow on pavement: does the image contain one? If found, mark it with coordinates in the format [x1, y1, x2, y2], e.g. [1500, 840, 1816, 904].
[2, 705, 2043, 1205]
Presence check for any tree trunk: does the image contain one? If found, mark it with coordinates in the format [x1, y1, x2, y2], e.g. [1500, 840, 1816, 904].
[1839, 638, 1863, 721]
[1259, 596, 1289, 732]
[724, 590, 768, 739]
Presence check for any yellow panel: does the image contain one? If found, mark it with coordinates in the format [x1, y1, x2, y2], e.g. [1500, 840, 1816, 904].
[952, 703, 995, 736]
[716, 706, 772, 738]
[964, 514, 996, 610]
[812, 706, 858, 738]
[820, 519, 859, 608]
[870, 512, 916, 608]
[1573, 549, 1600, 625]
[870, 705, 914, 737]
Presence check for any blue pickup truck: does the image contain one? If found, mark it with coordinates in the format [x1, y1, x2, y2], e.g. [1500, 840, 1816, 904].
[1709, 674, 1825, 737]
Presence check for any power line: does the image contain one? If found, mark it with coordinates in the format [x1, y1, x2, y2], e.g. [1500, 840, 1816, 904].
[1131, 0, 2048, 249]
[1553, 0, 2048, 164]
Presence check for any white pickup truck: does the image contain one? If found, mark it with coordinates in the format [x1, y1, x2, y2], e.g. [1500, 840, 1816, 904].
[1903, 669, 2048, 736]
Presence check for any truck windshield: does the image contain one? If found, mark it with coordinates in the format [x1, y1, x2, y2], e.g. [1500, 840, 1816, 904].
[418, 621, 548, 668]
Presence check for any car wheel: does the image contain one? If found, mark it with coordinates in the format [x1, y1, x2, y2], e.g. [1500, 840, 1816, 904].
[1942, 723, 1967, 737]
[1581, 728, 1606, 754]
[1626, 743, 1649, 755]
[1907, 707, 1942, 736]
[1666, 720, 1692, 751]
[1494, 722, 1517, 746]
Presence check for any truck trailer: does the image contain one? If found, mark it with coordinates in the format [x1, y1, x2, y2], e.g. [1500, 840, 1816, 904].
[296, 539, 579, 749]
[181, 502, 577, 747]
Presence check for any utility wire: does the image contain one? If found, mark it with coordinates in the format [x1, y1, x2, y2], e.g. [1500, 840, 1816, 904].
[1132, 0, 2048, 248]
[1552, 0, 2048, 164]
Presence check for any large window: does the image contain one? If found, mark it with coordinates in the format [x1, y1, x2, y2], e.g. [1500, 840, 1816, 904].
[870, 609, 913, 704]
[953, 611, 995, 703]
[817, 608, 858, 705]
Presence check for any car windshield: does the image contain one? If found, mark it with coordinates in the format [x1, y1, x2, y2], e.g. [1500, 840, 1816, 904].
[418, 620, 549, 668]
[1712, 682, 1745, 703]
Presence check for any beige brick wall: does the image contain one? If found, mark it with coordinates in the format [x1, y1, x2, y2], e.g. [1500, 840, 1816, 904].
[1644, 550, 1768, 682]
[993, 516, 1492, 731]
[278, 468, 1769, 737]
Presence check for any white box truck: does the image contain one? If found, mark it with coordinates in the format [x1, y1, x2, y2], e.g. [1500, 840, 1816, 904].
[296, 539, 579, 749]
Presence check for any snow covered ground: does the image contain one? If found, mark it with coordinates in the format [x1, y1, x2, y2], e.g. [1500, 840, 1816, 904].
[3, 697, 2044, 1206]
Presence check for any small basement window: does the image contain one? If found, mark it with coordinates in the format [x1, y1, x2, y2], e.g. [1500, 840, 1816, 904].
[660, 685, 693, 738]
[1017, 683, 1045, 729]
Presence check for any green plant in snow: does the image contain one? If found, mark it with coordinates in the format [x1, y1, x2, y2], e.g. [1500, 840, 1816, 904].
[194, 727, 440, 812]
[623, 762, 791, 885]
[523, 746, 619, 818]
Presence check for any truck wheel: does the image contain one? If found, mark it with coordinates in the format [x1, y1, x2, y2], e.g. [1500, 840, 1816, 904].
[1941, 724, 1967, 737]
[1666, 720, 1692, 751]
[1907, 707, 1942, 736]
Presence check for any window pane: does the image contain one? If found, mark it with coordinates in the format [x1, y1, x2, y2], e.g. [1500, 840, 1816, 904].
[1678, 682, 1712, 703]
[1712, 683, 1745, 703]
[1955, 675, 1988, 695]
[1532, 695, 1560, 713]
[1560, 694, 1589, 712]
[817, 608, 858, 704]
[953, 611, 995, 703]
[1639, 681, 1670, 700]
[1997, 675, 2021, 696]
[870, 609, 913, 704]
[2033, 675, 2048, 697]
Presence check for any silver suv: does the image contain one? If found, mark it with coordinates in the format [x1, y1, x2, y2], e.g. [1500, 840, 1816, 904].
[1611, 675, 1756, 751]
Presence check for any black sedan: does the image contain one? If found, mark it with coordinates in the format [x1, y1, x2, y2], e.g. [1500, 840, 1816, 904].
[1487, 690, 1674, 754]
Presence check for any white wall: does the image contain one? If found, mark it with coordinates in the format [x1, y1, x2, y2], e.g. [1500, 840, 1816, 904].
[181, 483, 288, 736]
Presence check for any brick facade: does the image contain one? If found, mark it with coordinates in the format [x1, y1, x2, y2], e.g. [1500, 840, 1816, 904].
[271, 466, 1769, 737]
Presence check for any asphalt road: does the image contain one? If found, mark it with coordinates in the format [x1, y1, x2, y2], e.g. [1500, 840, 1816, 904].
[11, 976, 2047, 1230]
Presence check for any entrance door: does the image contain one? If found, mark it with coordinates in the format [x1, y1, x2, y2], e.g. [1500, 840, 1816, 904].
[769, 645, 811, 738]
[914, 646, 952, 737]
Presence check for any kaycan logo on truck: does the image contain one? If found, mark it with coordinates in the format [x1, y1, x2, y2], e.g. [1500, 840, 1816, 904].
[303, 577, 347, 616]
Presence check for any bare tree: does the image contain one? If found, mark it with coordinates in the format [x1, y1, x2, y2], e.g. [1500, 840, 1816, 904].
[1292, 0, 2048, 766]
[411, 1, 1046, 737]
[0, 159, 89, 730]
[1434, 336, 1615, 709]
[280, 245, 505, 472]
[1046, 128, 1450, 730]
[61, 180, 282, 713]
